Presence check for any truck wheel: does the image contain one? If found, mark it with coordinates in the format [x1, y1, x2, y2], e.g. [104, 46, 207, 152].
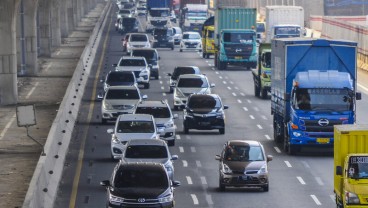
[206, 53, 210, 59]
[184, 126, 189, 134]
[219, 128, 225, 134]
[168, 139, 175, 146]
[261, 89, 268, 99]
[254, 83, 260, 97]
[202, 52, 206, 59]
[273, 115, 284, 143]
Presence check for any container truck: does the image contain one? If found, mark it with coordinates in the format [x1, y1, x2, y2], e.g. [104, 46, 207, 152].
[265, 6, 305, 43]
[334, 124, 368, 208]
[214, 7, 258, 70]
[146, 0, 173, 32]
[252, 43, 271, 99]
[271, 38, 361, 155]
[179, 4, 208, 32]
[201, 16, 215, 59]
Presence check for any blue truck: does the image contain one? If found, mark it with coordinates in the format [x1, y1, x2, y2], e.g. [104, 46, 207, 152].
[146, 0, 173, 32]
[214, 7, 258, 70]
[271, 38, 361, 154]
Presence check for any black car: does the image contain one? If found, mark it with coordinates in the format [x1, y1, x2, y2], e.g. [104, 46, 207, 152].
[118, 17, 139, 34]
[101, 162, 180, 208]
[183, 94, 228, 134]
[101, 70, 137, 92]
[152, 28, 175, 50]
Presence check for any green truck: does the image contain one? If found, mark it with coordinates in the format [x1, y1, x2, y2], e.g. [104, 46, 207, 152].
[214, 7, 258, 70]
[334, 124, 368, 208]
[252, 43, 271, 99]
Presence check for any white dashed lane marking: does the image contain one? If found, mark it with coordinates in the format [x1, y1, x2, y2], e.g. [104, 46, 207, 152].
[200, 176, 207, 185]
[191, 147, 196, 152]
[265, 135, 271, 140]
[297, 176, 306, 185]
[274, 147, 281, 153]
[243, 107, 248, 111]
[284, 161, 292, 167]
[232, 92, 237, 96]
[315, 177, 324, 186]
[227, 86, 232, 90]
[206, 195, 214, 205]
[179, 146, 184, 153]
[182, 160, 188, 167]
[257, 124, 263, 129]
[249, 115, 255, 119]
[191, 194, 199, 205]
[237, 99, 242, 103]
[196, 160, 202, 167]
[186, 176, 193, 185]
[310, 195, 322, 206]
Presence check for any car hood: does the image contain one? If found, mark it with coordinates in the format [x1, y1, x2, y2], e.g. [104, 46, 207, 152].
[111, 187, 167, 198]
[177, 87, 209, 96]
[116, 133, 156, 141]
[182, 39, 201, 43]
[155, 118, 170, 125]
[224, 161, 265, 172]
[116, 66, 147, 71]
[104, 99, 139, 106]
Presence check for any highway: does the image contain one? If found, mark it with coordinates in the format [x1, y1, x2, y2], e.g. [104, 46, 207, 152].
[54, 5, 368, 208]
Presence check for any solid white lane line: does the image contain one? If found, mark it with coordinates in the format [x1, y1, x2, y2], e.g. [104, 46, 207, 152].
[237, 99, 242, 103]
[191, 194, 199, 205]
[176, 135, 181, 140]
[200, 176, 207, 185]
[232, 92, 237, 96]
[297, 176, 306, 185]
[191, 146, 196, 152]
[249, 115, 255, 119]
[182, 160, 188, 167]
[26, 82, 39, 99]
[315, 177, 324, 186]
[284, 161, 292, 167]
[243, 107, 248, 111]
[186, 176, 193, 184]
[179, 146, 184, 153]
[0, 114, 16, 140]
[227, 86, 232, 90]
[265, 135, 271, 140]
[274, 147, 281, 153]
[206, 195, 214, 205]
[196, 160, 202, 167]
[257, 124, 263, 129]
[310, 195, 322, 205]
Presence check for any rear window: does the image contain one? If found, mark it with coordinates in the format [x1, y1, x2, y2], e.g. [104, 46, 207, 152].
[106, 72, 134, 84]
[172, 67, 197, 79]
[177, 77, 208, 88]
[125, 145, 168, 158]
[119, 59, 146, 66]
[117, 120, 155, 133]
[105, 89, 139, 99]
[135, 107, 171, 118]
[130, 35, 148, 42]
[119, 10, 131, 14]
[114, 167, 168, 188]
[188, 96, 220, 109]
[132, 50, 157, 61]
[183, 33, 200, 39]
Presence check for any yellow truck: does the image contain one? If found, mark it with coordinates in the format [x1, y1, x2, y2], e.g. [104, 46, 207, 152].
[201, 16, 215, 59]
[334, 124, 368, 208]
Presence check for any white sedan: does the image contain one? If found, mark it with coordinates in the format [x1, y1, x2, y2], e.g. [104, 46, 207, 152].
[180, 31, 202, 52]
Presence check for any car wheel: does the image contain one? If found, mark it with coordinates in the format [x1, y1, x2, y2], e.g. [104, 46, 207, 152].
[173, 105, 178, 110]
[202, 52, 206, 59]
[102, 118, 107, 124]
[169, 87, 173, 93]
[206, 53, 210, 59]
[263, 184, 269, 192]
[219, 179, 225, 192]
[219, 128, 225, 134]
[180, 49, 183, 52]
[254, 82, 260, 97]
[144, 83, 150, 89]
[168, 139, 175, 146]
[171, 46, 174, 50]
[184, 126, 189, 134]
[155, 75, 159, 80]
[261, 89, 268, 99]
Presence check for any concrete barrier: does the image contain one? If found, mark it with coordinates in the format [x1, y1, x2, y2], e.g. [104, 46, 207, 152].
[22, 1, 112, 208]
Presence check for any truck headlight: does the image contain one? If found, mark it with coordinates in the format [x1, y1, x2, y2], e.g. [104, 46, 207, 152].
[293, 132, 302, 137]
[345, 191, 360, 204]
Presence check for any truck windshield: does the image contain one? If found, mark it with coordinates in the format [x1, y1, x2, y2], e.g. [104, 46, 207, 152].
[348, 156, 368, 179]
[274, 26, 300, 37]
[187, 12, 207, 18]
[223, 33, 254, 44]
[149, 10, 169, 17]
[294, 88, 353, 111]
[256, 22, 265, 33]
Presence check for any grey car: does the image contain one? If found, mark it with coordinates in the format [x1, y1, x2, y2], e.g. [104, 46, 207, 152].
[215, 140, 273, 192]
[120, 139, 178, 180]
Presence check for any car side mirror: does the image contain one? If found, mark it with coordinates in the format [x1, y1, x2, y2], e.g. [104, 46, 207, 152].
[112, 64, 118, 67]
[97, 92, 104, 100]
[100, 180, 111, 187]
[171, 155, 179, 160]
[215, 155, 221, 160]
[142, 95, 148, 99]
[336, 166, 342, 175]
[267, 155, 273, 162]
[173, 114, 178, 119]
[356, 92, 362, 100]
[223, 105, 229, 110]
[210, 83, 215, 88]
[107, 129, 114, 134]
[148, 64, 153, 68]
[172, 180, 181, 187]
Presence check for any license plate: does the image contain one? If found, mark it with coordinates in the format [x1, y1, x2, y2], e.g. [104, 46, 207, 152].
[199, 122, 210, 126]
[235, 56, 243, 59]
[316, 138, 330, 144]
[194, 28, 199, 30]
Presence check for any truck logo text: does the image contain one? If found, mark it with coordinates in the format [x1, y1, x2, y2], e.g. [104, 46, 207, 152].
[318, 119, 329, 126]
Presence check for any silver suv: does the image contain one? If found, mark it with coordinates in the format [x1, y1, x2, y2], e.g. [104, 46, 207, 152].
[107, 114, 161, 159]
[134, 100, 178, 146]
[101, 85, 147, 124]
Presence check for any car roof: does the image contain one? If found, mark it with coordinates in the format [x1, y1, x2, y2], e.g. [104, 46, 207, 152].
[136, 100, 169, 108]
[189, 94, 220, 100]
[117, 113, 154, 121]
[127, 138, 167, 146]
[106, 85, 138, 90]
[129, 33, 148, 36]
[120, 56, 146, 60]
[227, 140, 261, 147]
[178, 74, 206, 79]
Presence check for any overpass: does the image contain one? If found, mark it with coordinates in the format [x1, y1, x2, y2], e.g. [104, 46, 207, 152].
[0, 0, 105, 105]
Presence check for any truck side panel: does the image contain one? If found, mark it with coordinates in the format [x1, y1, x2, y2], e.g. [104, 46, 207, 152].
[147, 0, 172, 9]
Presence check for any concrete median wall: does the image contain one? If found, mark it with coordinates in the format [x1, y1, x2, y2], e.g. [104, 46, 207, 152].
[22, 1, 111, 208]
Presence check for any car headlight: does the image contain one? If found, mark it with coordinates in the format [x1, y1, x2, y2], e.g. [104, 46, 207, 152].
[165, 121, 174, 128]
[222, 164, 232, 174]
[158, 194, 173, 203]
[174, 90, 185, 98]
[257, 164, 268, 174]
[109, 193, 125, 204]
[122, 105, 135, 110]
[127, 43, 132, 48]
[112, 135, 120, 144]
[345, 191, 360, 204]
[145, 42, 151, 47]
[103, 101, 113, 110]
[185, 112, 193, 118]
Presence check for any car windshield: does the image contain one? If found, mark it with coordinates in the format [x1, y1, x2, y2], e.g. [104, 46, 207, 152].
[177, 78, 208, 88]
[119, 10, 131, 14]
[119, 59, 146, 66]
[348, 156, 368, 179]
[135, 107, 171, 118]
[132, 51, 157, 61]
[106, 73, 134, 84]
[105, 89, 139, 99]
[224, 145, 264, 162]
[149, 9, 169, 17]
[131, 35, 148, 42]
[172, 67, 197, 80]
[207, 30, 214, 38]
[182, 33, 200, 39]
[114, 168, 168, 188]
[223, 32, 254, 43]
[294, 88, 353, 111]
[125, 145, 168, 158]
[188, 96, 220, 109]
[117, 120, 155, 133]
[122, 18, 136, 24]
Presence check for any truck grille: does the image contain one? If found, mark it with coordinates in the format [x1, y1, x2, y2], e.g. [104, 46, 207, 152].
[151, 20, 167, 26]
[224, 43, 253, 59]
[304, 119, 343, 133]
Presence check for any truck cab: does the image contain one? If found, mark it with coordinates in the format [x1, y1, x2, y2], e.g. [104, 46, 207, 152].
[272, 24, 304, 39]
[201, 25, 215, 59]
[146, 8, 171, 33]
[252, 43, 271, 98]
[180, 4, 208, 32]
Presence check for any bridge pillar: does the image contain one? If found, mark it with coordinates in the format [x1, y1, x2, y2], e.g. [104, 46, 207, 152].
[38, 0, 51, 57]
[51, 0, 61, 48]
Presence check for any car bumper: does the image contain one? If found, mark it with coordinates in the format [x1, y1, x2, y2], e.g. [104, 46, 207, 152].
[153, 41, 174, 48]
[220, 172, 269, 188]
[157, 126, 176, 140]
[107, 202, 174, 208]
[184, 116, 224, 130]
[180, 43, 201, 51]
